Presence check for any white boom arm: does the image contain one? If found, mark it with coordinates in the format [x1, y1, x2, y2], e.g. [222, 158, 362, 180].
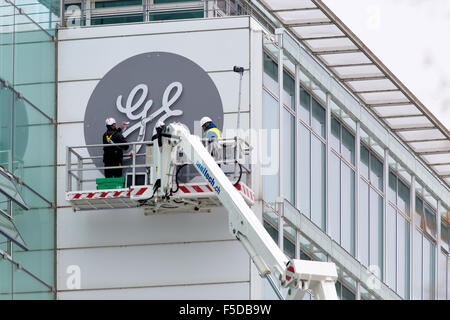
[153, 123, 338, 300]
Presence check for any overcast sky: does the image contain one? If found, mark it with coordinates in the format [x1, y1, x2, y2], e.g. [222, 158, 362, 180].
[322, 0, 450, 131]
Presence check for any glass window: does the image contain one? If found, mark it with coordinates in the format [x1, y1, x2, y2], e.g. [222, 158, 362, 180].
[311, 99, 325, 138]
[263, 220, 278, 243]
[370, 188, 383, 276]
[386, 205, 397, 290]
[283, 236, 295, 259]
[341, 162, 355, 256]
[370, 153, 383, 191]
[423, 237, 435, 300]
[0, 209, 27, 250]
[311, 136, 326, 230]
[263, 91, 280, 203]
[397, 179, 410, 215]
[388, 172, 397, 204]
[283, 71, 295, 110]
[0, 4, 14, 85]
[360, 145, 369, 179]
[331, 117, 340, 152]
[415, 197, 424, 229]
[154, 0, 194, 3]
[438, 251, 447, 300]
[149, 9, 204, 21]
[299, 124, 310, 218]
[335, 281, 342, 300]
[341, 285, 356, 300]
[413, 230, 423, 300]
[299, 87, 310, 124]
[282, 109, 295, 204]
[263, 53, 278, 96]
[341, 126, 355, 165]
[397, 215, 410, 299]
[0, 258, 13, 300]
[441, 224, 449, 253]
[424, 204, 436, 238]
[359, 179, 370, 267]
[329, 153, 340, 242]
[91, 14, 144, 25]
[95, 0, 142, 8]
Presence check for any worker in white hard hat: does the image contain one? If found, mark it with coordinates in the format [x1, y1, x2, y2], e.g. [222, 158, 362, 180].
[200, 116, 221, 139]
[200, 117, 222, 163]
[102, 117, 129, 178]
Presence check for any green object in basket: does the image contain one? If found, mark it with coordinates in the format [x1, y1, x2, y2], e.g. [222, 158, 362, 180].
[96, 177, 125, 190]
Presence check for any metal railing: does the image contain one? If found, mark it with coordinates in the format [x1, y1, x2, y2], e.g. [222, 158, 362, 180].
[60, 0, 275, 32]
[66, 136, 251, 192]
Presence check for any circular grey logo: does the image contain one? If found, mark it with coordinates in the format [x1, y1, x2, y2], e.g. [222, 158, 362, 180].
[84, 52, 223, 169]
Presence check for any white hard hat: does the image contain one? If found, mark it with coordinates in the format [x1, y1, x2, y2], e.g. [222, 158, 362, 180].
[200, 116, 212, 127]
[105, 117, 116, 126]
[155, 120, 165, 129]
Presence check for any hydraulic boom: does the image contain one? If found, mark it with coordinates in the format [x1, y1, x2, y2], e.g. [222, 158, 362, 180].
[149, 122, 338, 300]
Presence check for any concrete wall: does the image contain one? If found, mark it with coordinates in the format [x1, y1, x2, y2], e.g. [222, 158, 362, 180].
[56, 16, 265, 299]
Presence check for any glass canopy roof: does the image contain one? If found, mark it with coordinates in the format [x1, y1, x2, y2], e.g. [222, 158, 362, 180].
[257, 0, 450, 188]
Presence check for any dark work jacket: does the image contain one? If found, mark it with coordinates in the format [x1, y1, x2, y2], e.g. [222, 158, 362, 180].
[102, 127, 129, 165]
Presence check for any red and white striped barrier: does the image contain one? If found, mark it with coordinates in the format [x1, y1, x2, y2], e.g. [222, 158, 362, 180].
[176, 182, 255, 204]
[66, 183, 255, 207]
[66, 187, 151, 201]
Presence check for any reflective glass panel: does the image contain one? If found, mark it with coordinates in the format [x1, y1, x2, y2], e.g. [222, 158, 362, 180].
[388, 172, 397, 205]
[311, 136, 325, 230]
[359, 179, 369, 267]
[263, 53, 278, 96]
[397, 215, 410, 299]
[370, 153, 383, 191]
[386, 205, 397, 290]
[263, 91, 280, 202]
[282, 109, 295, 204]
[397, 179, 410, 215]
[360, 145, 369, 179]
[341, 162, 355, 256]
[311, 98, 325, 138]
[283, 71, 295, 110]
[423, 238, 435, 300]
[370, 188, 383, 276]
[329, 152, 340, 242]
[299, 124, 310, 217]
[331, 116, 340, 152]
[341, 126, 355, 165]
[413, 230, 423, 300]
[299, 86, 310, 123]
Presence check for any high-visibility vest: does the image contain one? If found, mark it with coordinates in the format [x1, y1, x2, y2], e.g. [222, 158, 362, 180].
[205, 127, 221, 139]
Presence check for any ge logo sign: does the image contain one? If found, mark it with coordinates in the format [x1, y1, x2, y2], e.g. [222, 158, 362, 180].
[83, 52, 224, 169]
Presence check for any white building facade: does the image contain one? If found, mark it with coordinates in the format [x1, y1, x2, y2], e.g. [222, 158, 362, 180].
[0, 0, 448, 300]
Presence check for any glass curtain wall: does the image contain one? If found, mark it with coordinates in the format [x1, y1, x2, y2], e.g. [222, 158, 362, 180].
[262, 53, 296, 205]
[386, 171, 410, 299]
[262, 48, 450, 299]
[330, 116, 355, 256]
[0, 0, 56, 300]
[64, 0, 206, 26]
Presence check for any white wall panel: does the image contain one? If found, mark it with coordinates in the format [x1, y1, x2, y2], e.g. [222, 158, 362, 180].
[57, 122, 87, 165]
[223, 112, 250, 138]
[209, 71, 250, 113]
[58, 29, 250, 82]
[57, 206, 234, 249]
[57, 241, 249, 290]
[58, 80, 99, 123]
[58, 281, 249, 300]
[56, 16, 263, 298]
